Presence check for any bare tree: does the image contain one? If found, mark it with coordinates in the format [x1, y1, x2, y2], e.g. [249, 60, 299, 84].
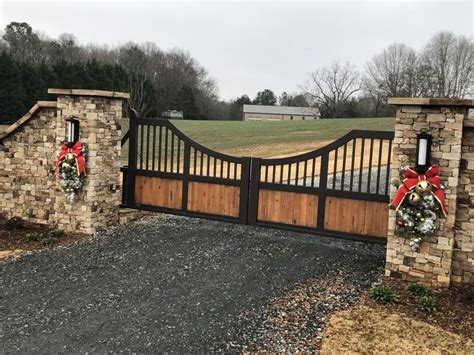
[44, 33, 82, 63]
[2, 22, 43, 62]
[303, 61, 361, 118]
[420, 31, 474, 98]
[118, 44, 157, 117]
[361, 78, 387, 117]
[365, 43, 419, 98]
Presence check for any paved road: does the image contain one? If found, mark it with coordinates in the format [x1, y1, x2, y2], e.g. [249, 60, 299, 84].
[1, 216, 385, 353]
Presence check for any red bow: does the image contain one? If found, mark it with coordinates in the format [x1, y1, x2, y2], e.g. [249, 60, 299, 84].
[55, 141, 86, 175]
[391, 166, 447, 217]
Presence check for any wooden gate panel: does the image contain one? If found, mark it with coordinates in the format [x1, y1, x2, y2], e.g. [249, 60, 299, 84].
[250, 130, 394, 243]
[135, 176, 182, 209]
[187, 181, 240, 217]
[257, 189, 318, 227]
[324, 196, 388, 238]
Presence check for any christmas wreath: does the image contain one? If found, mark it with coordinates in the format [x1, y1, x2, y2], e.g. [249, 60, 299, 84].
[55, 141, 87, 202]
[391, 166, 447, 251]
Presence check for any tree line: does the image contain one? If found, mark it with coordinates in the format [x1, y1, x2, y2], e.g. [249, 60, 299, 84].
[302, 33, 473, 118]
[0, 22, 472, 123]
[0, 22, 222, 124]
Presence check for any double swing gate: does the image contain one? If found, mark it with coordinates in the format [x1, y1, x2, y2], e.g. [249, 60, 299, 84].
[122, 111, 394, 243]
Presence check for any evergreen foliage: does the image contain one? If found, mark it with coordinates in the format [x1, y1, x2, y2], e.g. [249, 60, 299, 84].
[0, 50, 127, 124]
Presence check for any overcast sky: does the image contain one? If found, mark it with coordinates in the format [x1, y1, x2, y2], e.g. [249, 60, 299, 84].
[1, 1, 472, 100]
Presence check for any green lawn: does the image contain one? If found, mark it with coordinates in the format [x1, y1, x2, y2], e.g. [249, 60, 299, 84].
[122, 117, 394, 158]
[174, 117, 394, 151]
[3, 118, 395, 158]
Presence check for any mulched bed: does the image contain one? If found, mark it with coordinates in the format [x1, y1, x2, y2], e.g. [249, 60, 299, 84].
[216, 270, 380, 353]
[0, 215, 89, 259]
[217, 274, 473, 352]
[359, 278, 474, 338]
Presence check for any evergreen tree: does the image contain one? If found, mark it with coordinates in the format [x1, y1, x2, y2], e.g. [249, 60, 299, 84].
[0, 51, 27, 123]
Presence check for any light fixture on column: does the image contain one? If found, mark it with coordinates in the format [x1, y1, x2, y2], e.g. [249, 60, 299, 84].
[65, 116, 79, 147]
[415, 132, 432, 174]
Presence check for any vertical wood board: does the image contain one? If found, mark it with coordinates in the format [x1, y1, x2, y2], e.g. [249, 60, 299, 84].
[187, 181, 240, 217]
[257, 189, 318, 227]
[324, 196, 388, 238]
[135, 176, 182, 209]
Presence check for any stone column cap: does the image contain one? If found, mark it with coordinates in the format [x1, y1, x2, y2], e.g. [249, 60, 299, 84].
[388, 97, 474, 107]
[48, 88, 130, 99]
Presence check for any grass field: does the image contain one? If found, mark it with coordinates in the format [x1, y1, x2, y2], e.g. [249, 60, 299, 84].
[2, 118, 395, 159]
[123, 117, 394, 158]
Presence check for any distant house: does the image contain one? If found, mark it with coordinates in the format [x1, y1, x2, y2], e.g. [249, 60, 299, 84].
[162, 110, 184, 119]
[243, 104, 320, 121]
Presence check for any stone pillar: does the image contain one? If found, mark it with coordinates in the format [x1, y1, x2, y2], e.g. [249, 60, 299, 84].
[453, 119, 474, 285]
[49, 89, 130, 234]
[385, 98, 474, 288]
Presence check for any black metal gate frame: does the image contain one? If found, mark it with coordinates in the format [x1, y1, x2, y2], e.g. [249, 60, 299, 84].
[122, 112, 394, 245]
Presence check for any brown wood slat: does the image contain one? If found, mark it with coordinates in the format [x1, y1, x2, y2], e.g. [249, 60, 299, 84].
[324, 196, 388, 238]
[187, 181, 240, 217]
[257, 189, 318, 227]
[135, 176, 182, 209]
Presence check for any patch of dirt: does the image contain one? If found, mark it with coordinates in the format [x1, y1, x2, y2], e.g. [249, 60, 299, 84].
[320, 278, 474, 353]
[0, 215, 90, 261]
[225, 140, 332, 158]
[321, 305, 473, 353]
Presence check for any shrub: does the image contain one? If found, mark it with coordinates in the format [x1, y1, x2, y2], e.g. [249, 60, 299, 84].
[417, 295, 437, 312]
[370, 284, 400, 304]
[40, 236, 58, 246]
[405, 282, 429, 297]
[26, 232, 42, 242]
[48, 229, 65, 239]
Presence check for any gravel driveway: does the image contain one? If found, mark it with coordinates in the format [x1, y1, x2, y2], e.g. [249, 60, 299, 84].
[1, 215, 385, 353]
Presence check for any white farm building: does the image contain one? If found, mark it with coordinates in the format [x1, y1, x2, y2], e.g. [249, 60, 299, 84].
[243, 105, 321, 121]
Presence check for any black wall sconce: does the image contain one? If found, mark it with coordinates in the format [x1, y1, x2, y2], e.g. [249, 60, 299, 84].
[65, 116, 80, 147]
[415, 132, 432, 174]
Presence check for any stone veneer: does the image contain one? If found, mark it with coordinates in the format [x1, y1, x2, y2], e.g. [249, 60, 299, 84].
[0, 102, 58, 225]
[0, 88, 130, 234]
[385, 98, 474, 287]
[453, 119, 474, 285]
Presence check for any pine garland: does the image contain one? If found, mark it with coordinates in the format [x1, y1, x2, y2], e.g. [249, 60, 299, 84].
[393, 166, 443, 251]
[57, 144, 87, 202]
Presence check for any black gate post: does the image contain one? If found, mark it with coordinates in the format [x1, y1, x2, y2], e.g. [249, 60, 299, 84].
[126, 109, 139, 207]
[247, 157, 261, 225]
[316, 152, 329, 230]
[239, 157, 251, 224]
[182, 142, 191, 211]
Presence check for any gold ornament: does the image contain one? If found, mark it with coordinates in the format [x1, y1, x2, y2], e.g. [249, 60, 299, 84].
[407, 192, 422, 205]
[66, 153, 76, 163]
[61, 162, 72, 171]
[415, 180, 432, 194]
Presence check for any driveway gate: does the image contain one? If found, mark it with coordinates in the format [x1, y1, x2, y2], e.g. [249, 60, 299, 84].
[122, 111, 394, 243]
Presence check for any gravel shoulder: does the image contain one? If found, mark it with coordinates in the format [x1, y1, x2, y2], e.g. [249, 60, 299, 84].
[1, 215, 385, 353]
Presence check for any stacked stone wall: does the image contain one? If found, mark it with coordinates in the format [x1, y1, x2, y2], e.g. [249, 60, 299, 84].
[453, 121, 474, 284]
[0, 104, 58, 225]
